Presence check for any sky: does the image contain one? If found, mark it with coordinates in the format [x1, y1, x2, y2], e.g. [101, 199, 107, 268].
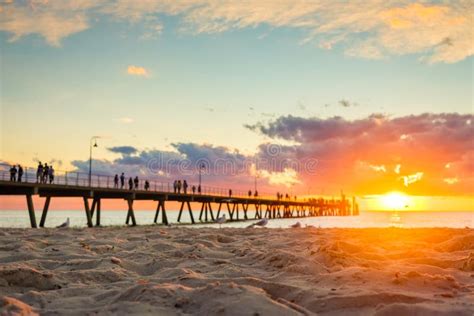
[0, 0, 473, 210]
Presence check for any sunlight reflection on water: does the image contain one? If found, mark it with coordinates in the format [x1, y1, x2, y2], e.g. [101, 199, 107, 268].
[0, 210, 472, 229]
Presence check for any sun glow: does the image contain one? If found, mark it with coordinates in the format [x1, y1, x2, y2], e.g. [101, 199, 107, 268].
[380, 192, 411, 210]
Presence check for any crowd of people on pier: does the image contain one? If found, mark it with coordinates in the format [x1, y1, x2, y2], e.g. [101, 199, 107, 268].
[8, 165, 23, 182]
[6, 163, 300, 201]
[112, 173, 151, 191]
[276, 192, 298, 201]
[8, 162, 56, 184]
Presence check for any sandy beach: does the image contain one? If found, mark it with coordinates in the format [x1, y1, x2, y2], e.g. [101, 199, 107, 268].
[0, 226, 473, 315]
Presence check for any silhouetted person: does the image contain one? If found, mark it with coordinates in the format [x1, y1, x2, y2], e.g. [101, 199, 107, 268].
[17, 165, 23, 182]
[48, 166, 54, 184]
[173, 180, 177, 193]
[229, 189, 232, 197]
[128, 177, 133, 190]
[120, 173, 125, 189]
[248, 190, 252, 197]
[254, 190, 258, 198]
[114, 174, 119, 188]
[36, 162, 43, 183]
[198, 185, 201, 194]
[9, 165, 17, 182]
[43, 163, 49, 184]
[144, 180, 150, 191]
[183, 180, 188, 194]
[134, 176, 139, 189]
[177, 180, 182, 194]
[192, 185, 196, 194]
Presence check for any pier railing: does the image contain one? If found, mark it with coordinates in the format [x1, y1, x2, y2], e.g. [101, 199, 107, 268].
[0, 165, 275, 199]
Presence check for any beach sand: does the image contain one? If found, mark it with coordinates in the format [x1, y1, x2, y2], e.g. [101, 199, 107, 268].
[0, 226, 473, 315]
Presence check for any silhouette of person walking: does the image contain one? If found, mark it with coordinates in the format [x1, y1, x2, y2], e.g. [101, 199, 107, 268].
[173, 180, 177, 193]
[144, 180, 150, 191]
[183, 180, 188, 194]
[120, 173, 125, 189]
[17, 165, 23, 182]
[192, 185, 196, 194]
[114, 174, 119, 188]
[134, 176, 139, 189]
[229, 189, 232, 197]
[36, 162, 43, 183]
[48, 166, 54, 184]
[198, 185, 201, 194]
[248, 190, 252, 198]
[43, 163, 49, 184]
[254, 190, 258, 198]
[128, 177, 133, 190]
[9, 165, 17, 182]
[177, 180, 182, 194]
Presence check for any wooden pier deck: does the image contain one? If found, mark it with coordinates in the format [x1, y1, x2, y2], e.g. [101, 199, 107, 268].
[0, 179, 357, 228]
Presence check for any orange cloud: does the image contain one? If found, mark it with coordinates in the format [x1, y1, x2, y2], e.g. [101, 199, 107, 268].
[401, 172, 424, 187]
[249, 113, 474, 196]
[1, 1, 472, 63]
[127, 65, 149, 77]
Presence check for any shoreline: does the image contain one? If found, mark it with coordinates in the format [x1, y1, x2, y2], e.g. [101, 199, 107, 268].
[1, 227, 473, 315]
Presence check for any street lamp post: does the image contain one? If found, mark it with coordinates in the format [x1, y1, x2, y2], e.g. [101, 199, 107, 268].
[88, 136, 99, 187]
[254, 157, 258, 194]
[198, 163, 205, 192]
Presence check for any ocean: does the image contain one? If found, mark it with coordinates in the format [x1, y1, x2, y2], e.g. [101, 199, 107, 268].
[0, 210, 472, 229]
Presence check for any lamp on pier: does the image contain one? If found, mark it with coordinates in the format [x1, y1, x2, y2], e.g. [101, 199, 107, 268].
[88, 136, 100, 187]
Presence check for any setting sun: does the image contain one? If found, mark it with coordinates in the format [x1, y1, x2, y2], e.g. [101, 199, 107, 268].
[380, 192, 411, 210]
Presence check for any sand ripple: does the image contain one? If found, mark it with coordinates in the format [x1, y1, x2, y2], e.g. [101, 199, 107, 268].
[0, 227, 473, 315]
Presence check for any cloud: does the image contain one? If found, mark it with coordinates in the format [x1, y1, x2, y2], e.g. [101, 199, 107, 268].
[370, 165, 386, 173]
[252, 165, 301, 187]
[1, 1, 472, 63]
[401, 172, 424, 187]
[108, 146, 138, 155]
[127, 65, 149, 77]
[394, 164, 401, 174]
[0, 0, 96, 46]
[70, 142, 311, 193]
[444, 177, 459, 185]
[338, 99, 358, 107]
[248, 112, 474, 195]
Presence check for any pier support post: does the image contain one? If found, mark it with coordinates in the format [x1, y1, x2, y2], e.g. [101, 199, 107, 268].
[233, 203, 239, 220]
[199, 202, 205, 221]
[26, 194, 37, 228]
[83, 197, 93, 227]
[95, 199, 101, 226]
[208, 202, 215, 221]
[125, 199, 137, 226]
[90, 199, 97, 218]
[254, 203, 261, 219]
[177, 201, 194, 224]
[154, 200, 168, 225]
[242, 203, 249, 220]
[39, 196, 51, 227]
[216, 203, 222, 218]
[187, 201, 195, 224]
[226, 202, 234, 220]
[264, 204, 271, 218]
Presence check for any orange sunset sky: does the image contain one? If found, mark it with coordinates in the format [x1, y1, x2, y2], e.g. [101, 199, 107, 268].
[0, 1, 473, 211]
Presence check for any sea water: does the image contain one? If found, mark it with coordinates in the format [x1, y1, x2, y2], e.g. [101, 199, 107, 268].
[0, 210, 472, 229]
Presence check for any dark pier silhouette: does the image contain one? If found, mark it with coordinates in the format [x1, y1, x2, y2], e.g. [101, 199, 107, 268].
[0, 169, 358, 228]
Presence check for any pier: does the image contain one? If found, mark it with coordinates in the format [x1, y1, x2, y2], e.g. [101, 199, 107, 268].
[0, 170, 358, 228]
